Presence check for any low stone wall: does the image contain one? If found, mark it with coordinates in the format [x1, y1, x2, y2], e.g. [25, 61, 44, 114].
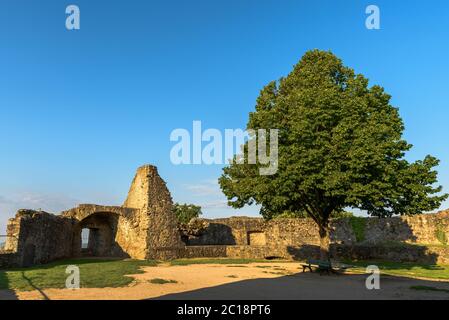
[0, 252, 18, 269]
[11, 210, 75, 266]
[179, 246, 228, 259]
[182, 210, 449, 264]
[334, 244, 449, 265]
[0, 165, 185, 268]
[147, 246, 228, 260]
[151, 243, 449, 265]
[188, 210, 449, 247]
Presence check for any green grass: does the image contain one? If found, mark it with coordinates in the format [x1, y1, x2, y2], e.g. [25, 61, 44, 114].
[226, 265, 248, 267]
[0, 257, 294, 291]
[0, 258, 157, 291]
[349, 217, 367, 242]
[410, 285, 449, 294]
[149, 278, 177, 284]
[374, 241, 449, 249]
[169, 258, 289, 266]
[255, 265, 272, 269]
[346, 260, 449, 280]
[435, 225, 448, 246]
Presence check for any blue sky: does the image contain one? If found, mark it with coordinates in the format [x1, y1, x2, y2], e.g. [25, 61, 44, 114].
[1, 0, 448, 232]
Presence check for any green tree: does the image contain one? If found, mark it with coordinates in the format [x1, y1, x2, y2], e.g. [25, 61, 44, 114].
[173, 203, 202, 224]
[219, 50, 447, 260]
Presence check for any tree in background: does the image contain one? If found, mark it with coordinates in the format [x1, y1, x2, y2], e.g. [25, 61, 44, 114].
[219, 50, 447, 260]
[173, 203, 208, 243]
[173, 203, 202, 224]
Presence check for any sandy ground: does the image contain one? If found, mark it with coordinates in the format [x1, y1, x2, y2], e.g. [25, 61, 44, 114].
[2, 262, 449, 300]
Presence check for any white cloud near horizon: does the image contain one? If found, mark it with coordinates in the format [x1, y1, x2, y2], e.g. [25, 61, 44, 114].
[183, 180, 222, 197]
[0, 191, 80, 233]
[178, 180, 261, 219]
[199, 199, 228, 209]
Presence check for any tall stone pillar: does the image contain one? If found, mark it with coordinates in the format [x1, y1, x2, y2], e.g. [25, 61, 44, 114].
[123, 165, 184, 259]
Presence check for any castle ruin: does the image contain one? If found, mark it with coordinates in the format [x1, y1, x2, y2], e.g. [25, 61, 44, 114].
[1, 164, 449, 268]
[0, 165, 183, 267]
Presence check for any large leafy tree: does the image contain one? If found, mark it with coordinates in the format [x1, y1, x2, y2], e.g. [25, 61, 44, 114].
[219, 50, 447, 260]
[173, 203, 202, 224]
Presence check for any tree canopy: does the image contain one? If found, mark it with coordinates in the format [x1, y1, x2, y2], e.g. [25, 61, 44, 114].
[219, 50, 447, 258]
[173, 203, 203, 224]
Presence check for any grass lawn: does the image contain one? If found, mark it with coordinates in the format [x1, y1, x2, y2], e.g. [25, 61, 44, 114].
[2, 257, 449, 292]
[149, 278, 177, 284]
[346, 260, 449, 280]
[0, 258, 157, 291]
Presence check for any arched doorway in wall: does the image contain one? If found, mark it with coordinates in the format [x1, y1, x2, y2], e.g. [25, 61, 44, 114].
[77, 212, 119, 257]
[81, 228, 91, 255]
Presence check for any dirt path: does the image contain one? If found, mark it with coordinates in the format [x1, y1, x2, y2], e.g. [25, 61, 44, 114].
[4, 262, 449, 300]
[13, 262, 299, 300]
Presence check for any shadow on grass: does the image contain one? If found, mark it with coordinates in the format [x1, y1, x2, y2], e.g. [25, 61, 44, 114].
[0, 257, 158, 292]
[20, 271, 49, 300]
[285, 242, 449, 281]
[0, 268, 18, 300]
[346, 260, 445, 271]
[339, 260, 449, 282]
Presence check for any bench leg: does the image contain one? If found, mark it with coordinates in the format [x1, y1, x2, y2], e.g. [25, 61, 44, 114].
[302, 265, 312, 273]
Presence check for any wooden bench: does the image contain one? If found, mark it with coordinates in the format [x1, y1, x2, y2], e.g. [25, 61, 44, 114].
[301, 259, 335, 275]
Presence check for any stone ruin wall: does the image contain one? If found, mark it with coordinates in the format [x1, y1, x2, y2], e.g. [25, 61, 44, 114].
[61, 205, 141, 259]
[184, 210, 449, 264]
[1, 163, 448, 268]
[0, 210, 74, 267]
[0, 165, 183, 268]
[187, 211, 449, 247]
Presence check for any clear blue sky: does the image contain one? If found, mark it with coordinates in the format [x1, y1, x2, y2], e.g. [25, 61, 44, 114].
[1, 0, 448, 232]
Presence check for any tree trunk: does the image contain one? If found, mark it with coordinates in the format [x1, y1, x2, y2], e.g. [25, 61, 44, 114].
[319, 224, 330, 261]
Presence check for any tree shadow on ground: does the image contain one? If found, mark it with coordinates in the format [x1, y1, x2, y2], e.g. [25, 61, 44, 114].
[20, 271, 49, 300]
[0, 269, 18, 300]
[150, 271, 449, 300]
[286, 243, 441, 269]
[0, 257, 133, 298]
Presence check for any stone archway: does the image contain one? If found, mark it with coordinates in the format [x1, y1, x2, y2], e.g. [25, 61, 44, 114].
[74, 212, 121, 257]
[2, 165, 184, 267]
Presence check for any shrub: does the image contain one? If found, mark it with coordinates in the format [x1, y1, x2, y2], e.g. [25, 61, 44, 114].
[331, 211, 354, 219]
[273, 211, 308, 219]
[179, 218, 209, 238]
[272, 210, 354, 220]
[350, 216, 367, 243]
[435, 224, 448, 245]
[149, 278, 177, 284]
[173, 203, 202, 224]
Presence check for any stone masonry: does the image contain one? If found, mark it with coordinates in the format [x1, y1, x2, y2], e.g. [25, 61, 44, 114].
[0, 165, 183, 267]
[1, 164, 449, 268]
